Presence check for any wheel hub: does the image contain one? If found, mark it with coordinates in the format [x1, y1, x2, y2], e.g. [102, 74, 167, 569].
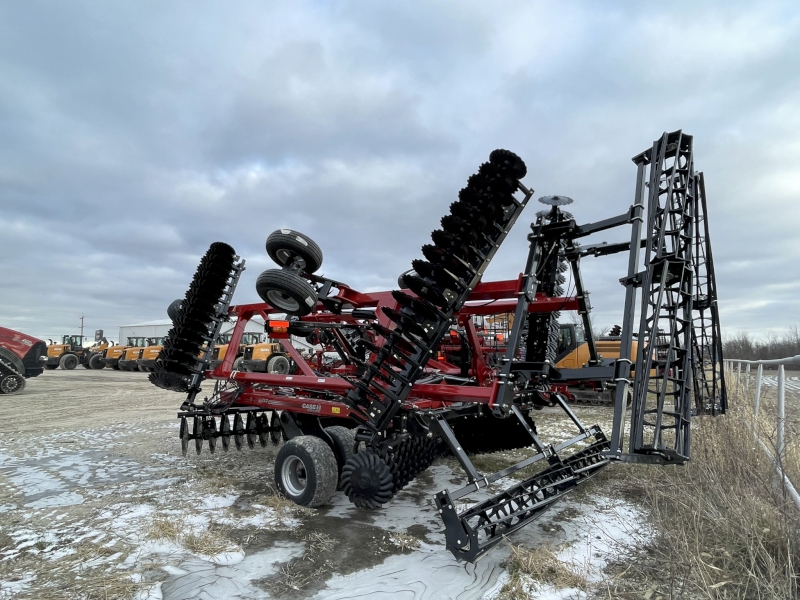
[282, 456, 308, 496]
[266, 290, 300, 312]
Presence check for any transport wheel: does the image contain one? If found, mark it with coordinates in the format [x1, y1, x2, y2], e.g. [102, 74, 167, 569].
[274, 436, 338, 507]
[0, 373, 25, 395]
[265, 229, 323, 274]
[167, 299, 183, 322]
[266, 354, 290, 374]
[255, 269, 318, 316]
[89, 354, 106, 369]
[324, 426, 356, 489]
[59, 354, 78, 370]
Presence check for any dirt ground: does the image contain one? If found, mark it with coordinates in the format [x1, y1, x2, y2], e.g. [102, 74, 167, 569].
[0, 369, 659, 599]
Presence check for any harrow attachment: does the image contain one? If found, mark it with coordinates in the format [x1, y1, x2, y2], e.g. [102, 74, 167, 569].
[437, 434, 610, 562]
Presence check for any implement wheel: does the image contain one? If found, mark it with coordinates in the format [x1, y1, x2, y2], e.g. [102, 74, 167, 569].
[59, 354, 78, 370]
[324, 426, 356, 489]
[266, 229, 323, 274]
[255, 269, 318, 316]
[274, 436, 337, 507]
[0, 373, 25, 395]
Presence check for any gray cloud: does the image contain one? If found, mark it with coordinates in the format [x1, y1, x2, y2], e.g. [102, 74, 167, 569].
[1, 0, 799, 341]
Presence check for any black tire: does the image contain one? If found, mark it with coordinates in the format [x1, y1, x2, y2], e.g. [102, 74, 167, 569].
[59, 354, 78, 370]
[274, 436, 338, 507]
[255, 269, 318, 316]
[324, 426, 356, 489]
[266, 354, 291, 374]
[167, 299, 183, 322]
[0, 373, 25, 395]
[397, 269, 417, 290]
[89, 354, 106, 369]
[266, 229, 323, 273]
[232, 356, 244, 371]
[44, 364, 58, 370]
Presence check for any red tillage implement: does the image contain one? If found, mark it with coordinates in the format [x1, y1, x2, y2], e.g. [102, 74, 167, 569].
[151, 134, 726, 561]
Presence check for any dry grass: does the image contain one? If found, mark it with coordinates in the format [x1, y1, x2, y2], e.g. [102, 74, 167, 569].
[603, 384, 800, 599]
[0, 542, 146, 600]
[389, 531, 420, 551]
[499, 543, 587, 600]
[147, 513, 240, 558]
[262, 487, 314, 519]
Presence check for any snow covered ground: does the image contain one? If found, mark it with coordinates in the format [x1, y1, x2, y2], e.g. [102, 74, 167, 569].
[0, 370, 649, 599]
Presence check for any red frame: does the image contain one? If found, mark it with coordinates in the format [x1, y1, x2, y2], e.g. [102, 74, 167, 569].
[207, 277, 577, 419]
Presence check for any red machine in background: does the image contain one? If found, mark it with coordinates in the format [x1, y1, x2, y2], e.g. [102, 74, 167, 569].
[0, 326, 47, 395]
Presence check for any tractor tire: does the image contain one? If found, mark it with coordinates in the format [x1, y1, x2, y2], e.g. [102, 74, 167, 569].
[265, 229, 323, 274]
[167, 299, 183, 322]
[255, 269, 317, 316]
[274, 435, 338, 507]
[266, 354, 291, 374]
[0, 373, 25, 395]
[59, 354, 79, 370]
[81, 357, 93, 369]
[232, 356, 244, 371]
[44, 364, 58, 370]
[324, 426, 356, 489]
[89, 354, 106, 369]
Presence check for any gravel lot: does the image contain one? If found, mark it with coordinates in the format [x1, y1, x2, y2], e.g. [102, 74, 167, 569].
[0, 369, 650, 600]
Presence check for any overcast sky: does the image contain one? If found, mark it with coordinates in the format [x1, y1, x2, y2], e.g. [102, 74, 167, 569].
[2, 0, 799, 343]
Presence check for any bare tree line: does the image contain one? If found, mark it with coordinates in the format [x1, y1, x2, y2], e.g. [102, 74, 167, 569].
[723, 325, 800, 361]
